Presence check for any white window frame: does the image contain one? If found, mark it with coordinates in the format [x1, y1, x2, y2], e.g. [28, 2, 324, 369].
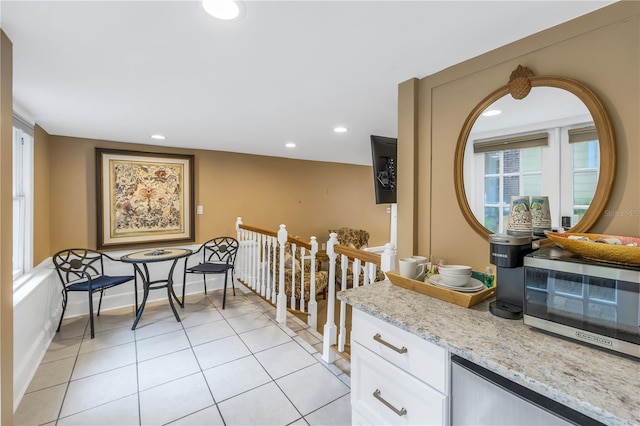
[560, 124, 600, 226]
[12, 117, 34, 285]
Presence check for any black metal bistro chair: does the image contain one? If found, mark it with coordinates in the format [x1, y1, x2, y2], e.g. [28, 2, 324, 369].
[182, 237, 239, 309]
[53, 248, 136, 338]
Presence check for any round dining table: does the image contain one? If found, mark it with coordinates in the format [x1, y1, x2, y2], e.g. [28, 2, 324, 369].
[121, 248, 192, 330]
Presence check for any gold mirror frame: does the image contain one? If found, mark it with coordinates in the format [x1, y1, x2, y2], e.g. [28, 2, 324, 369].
[454, 66, 615, 240]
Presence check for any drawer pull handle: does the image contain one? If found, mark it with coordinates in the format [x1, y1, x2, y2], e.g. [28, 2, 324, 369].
[373, 333, 408, 354]
[373, 389, 407, 417]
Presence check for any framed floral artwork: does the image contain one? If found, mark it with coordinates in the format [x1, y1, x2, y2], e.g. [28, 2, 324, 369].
[96, 148, 195, 249]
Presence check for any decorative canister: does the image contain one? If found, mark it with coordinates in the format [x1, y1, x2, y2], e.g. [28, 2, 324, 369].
[507, 195, 532, 236]
[531, 195, 552, 235]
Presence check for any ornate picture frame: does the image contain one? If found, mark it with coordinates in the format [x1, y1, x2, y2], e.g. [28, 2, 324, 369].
[96, 148, 195, 249]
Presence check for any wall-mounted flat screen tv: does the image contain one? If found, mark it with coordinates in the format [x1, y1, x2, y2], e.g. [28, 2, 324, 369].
[370, 135, 397, 204]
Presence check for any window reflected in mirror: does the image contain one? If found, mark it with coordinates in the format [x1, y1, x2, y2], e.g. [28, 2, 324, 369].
[481, 146, 544, 233]
[571, 138, 599, 223]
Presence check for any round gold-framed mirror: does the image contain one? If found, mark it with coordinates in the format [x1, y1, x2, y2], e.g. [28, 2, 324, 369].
[454, 65, 615, 240]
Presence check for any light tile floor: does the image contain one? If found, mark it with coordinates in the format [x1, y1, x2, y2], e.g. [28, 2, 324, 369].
[15, 287, 351, 426]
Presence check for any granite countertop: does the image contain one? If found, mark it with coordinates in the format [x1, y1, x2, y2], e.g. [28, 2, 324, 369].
[338, 281, 640, 426]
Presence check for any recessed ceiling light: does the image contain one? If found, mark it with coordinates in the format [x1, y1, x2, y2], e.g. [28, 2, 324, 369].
[202, 0, 241, 20]
[285, 142, 296, 148]
[334, 126, 348, 133]
[151, 134, 166, 140]
[482, 109, 502, 117]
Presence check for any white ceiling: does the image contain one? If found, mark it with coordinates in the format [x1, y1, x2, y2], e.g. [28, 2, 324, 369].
[0, 1, 614, 166]
[471, 87, 591, 134]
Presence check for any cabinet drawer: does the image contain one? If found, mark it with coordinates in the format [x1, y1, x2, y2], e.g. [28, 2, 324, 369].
[352, 310, 448, 393]
[352, 342, 448, 425]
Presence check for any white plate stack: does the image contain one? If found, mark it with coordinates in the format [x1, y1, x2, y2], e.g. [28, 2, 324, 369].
[427, 275, 485, 293]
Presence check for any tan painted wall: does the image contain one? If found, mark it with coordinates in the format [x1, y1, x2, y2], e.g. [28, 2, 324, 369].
[397, 2, 640, 269]
[0, 30, 14, 426]
[45, 135, 391, 255]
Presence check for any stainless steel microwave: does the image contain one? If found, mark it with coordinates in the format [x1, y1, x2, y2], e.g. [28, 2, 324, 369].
[523, 247, 640, 358]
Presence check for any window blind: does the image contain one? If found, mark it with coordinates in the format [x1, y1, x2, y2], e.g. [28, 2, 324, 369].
[568, 126, 597, 144]
[473, 132, 548, 154]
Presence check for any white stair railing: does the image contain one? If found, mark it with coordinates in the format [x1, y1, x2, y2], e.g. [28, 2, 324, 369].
[235, 218, 322, 328]
[322, 233, 396, 362]
[236, 218, 396, 363]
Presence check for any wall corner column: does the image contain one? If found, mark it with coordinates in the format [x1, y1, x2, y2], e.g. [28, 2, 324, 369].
[397, 78, 420, 259]
[0, 30, 15, 424]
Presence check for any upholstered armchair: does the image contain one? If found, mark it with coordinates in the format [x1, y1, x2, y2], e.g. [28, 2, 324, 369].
[270, 241, 329, 307]
[328, 227, 386, 286]
[329, 227, 370, 250]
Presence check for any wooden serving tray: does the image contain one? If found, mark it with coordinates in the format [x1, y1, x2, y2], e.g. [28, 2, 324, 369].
[386, 270, 496, 308]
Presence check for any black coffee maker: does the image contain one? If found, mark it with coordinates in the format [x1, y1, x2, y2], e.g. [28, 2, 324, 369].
[489, 234, 537, 319]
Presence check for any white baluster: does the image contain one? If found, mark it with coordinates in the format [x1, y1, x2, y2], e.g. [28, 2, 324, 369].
[300, 246, 306, 313]
[238, 229, 247, 283]
[364, 262, 372, 285]
[255, 232, 261, 291]
[276, 225, 288, 323]
[241, 229, 248, 283]
[271, 236, 277, 304]
[236, 230, 242, 282]
[244, 229, 251, 284]
[253, 232, 262, 294]
[250, 232, 259, 292]
[307, 237, 318, 329]
[340, 254, 348, 289]
[337, 254, 349, 353]
[236, 233, 243, 282]
[235, 217, 244, 282]
[353, 258, 361, 288]
[322, 232, 338, 362]
[263, 233, 269, 296]
[247, 231, 253, 288]
[290, 243, 297, 311]
[256, 233, 264, 295]
[261, 233, 267, 296]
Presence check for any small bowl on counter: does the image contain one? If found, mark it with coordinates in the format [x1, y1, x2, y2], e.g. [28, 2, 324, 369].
[438, 265, 472, 287]
[438, 265, 472, 275]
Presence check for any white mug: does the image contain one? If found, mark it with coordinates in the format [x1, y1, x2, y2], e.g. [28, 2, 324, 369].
[399, 257, 425, 280]
[411, 255, 427, 281]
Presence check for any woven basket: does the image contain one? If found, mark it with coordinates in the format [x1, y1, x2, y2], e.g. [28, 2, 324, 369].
[544, 231, 640, 266]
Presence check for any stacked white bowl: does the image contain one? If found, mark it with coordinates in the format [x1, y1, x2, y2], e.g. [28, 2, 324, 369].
[438, 265, 472, 287]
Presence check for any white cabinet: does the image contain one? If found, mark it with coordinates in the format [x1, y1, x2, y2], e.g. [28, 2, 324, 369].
[351, 310, 450, 425]
[348, 305, 612, 425]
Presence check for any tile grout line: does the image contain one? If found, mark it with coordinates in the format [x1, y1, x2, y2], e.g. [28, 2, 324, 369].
[134, 323, 142, 426]
[181, 296, 228, 426]
[52, 319, 87, 425]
